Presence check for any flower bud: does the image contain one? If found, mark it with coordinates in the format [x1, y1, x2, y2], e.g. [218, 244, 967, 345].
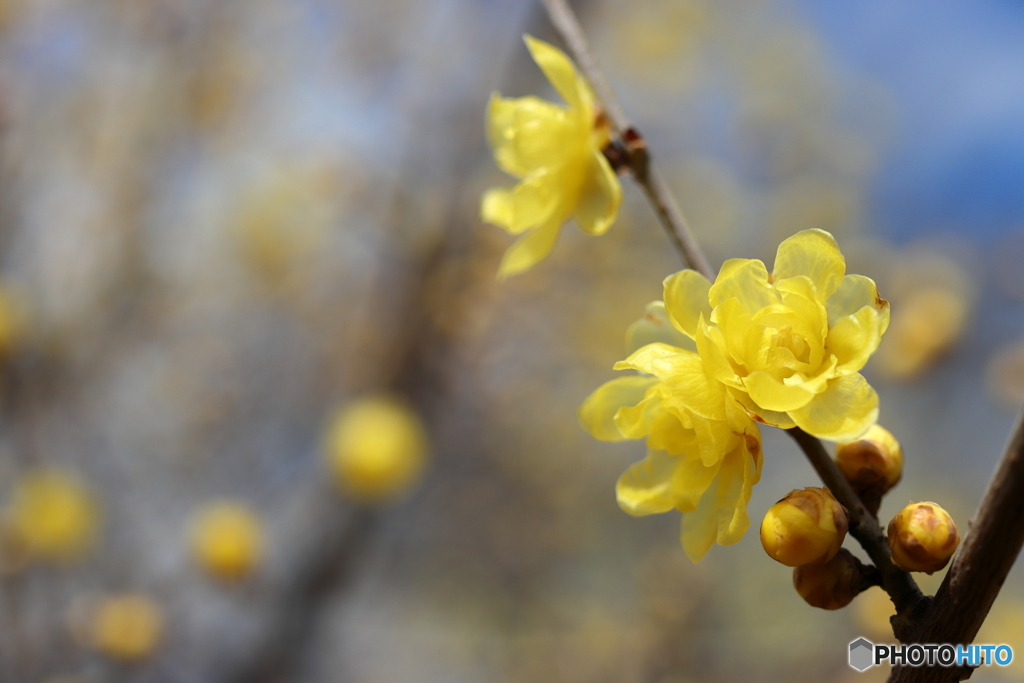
[761, 487, 848, 567]
[190, 501, 263, 581]
[794, 549, 877, 610]
[887, 502, 960, 574]
[835, 424, 903, 495]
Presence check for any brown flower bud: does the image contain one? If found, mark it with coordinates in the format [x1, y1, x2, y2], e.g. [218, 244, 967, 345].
[793, 549, 879, 610]
[835, 424, 903, 498]
[760, 487, 849, 567]
[887, 502, 960, 574]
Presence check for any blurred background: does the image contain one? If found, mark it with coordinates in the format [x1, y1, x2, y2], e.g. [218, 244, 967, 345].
[0, 0, 1023, 681]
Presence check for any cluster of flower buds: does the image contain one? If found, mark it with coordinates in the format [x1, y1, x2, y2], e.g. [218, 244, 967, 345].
[887, 501, 960, 574]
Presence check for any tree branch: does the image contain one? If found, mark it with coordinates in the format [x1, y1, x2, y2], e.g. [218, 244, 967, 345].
[888, 408, 1024, 683]
[539, 0, 714, 280]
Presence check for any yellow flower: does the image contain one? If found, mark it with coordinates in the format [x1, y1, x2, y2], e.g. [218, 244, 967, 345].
[325, 396, 428, 504]
[665, 229, 889, 442]
[579, 343, 762, 561]
[8, 469, 98, 563]
[190, 501, 263, 581]
[89, 594, 163, 661]
[482, 35, 622, 278]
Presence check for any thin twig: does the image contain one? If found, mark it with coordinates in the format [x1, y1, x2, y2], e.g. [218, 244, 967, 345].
[888, 408, 1024, 683]
[788, 428, 927, 639]
[540, 0, 714, 280]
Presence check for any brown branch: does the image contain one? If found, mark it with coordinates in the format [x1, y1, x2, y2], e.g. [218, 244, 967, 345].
[539, 0, 715, 280]
[888, 408, 1024, 683]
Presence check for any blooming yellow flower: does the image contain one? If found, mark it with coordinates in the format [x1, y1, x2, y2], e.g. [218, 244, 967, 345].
[666, 229, 888, 442]
[325, 396, 428, 503]
[8, 469, 98, 563]
[190, 501, 263, 581]
[482, 35, 622, 278]
[579, 343, 762, 561]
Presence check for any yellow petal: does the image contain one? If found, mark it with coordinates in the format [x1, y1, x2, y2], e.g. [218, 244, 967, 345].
[680, 471, 721, 562]
[646, 409, 699, 456]
[663, 269, 713, 338]
[578, 376, 658, 441]
[574, 148, 621, 235]
[625, 301, 696, 355]
[790, 373, 878, 442]
[827, 305, 884, 374]
[616, 450, 678, 517]
[614, 344, 726, 421]
[614, 391, 663, 440]
[695, 318, 741, 388]
[708, 258, 777, 313]
[487, 93, 579, 177]
[744, 370, 816, 412]
[773, 229, 845, 300]
[481, 174, 558, 235]
[826, 274, 889, 334]
[498, 218, 562, 278]
[731, 389, 797, 429]
[523, 35, 592, 115]
[671, 448, 723, 512]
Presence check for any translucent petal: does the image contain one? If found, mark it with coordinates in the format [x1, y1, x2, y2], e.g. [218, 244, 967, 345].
[695, 318, 741, 388]
[578, 376, 658, 441]
[827, 305, 884, 374]
[732, 389, 797, 429]
[772, 229, 845, 300]
[826, 274, 889, 333]
[487, 94, 579, 177]
[625, 301, 696, 355]
[716, 434, 763, 546]
[708, 258, 777, 313]
[680, 471, 721, 562]
[616, 450, 678, 517]
[614, 344, 726, 421]
[670, 449, 722, 512]
[645, 409, 698, 456]
[524, 35, 592, 114]
[574, 148, 621, 236]
[498, 217, 562, 278]
[481, 173, 559, 235]
[663, 270, 713, 338]
[790, 373, 879, 442]
[744, 370, 815, 412]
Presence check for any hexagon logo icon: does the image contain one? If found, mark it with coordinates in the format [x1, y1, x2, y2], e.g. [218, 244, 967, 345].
[849, 638, 874, 671]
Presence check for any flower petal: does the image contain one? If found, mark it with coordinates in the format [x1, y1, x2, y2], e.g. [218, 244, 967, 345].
[578, 376, 658, 441]
[826, 274, 889, 333]
[744, 370, 816, 412]
[732, 389, 797, 429]
[523, 35, 592, 114]
[827, 305, 884, 374]
[680, 471, 721, 562]
[773, 229, 845, 300]
[481, 174, 558, 235]
[616, 450, 679, 517]
[574, 148, 621, 236]
[716, 433, 763, 546]
[498, 218, 562, 278]
[695, 318, 742, 388]
[790, 372, 878, 442]
[614, 344, 726, 421]
[625, 301, 696, 355]
[709, 258, 777, 313]
[663, 270, 713, 338]
[487, 93, 578, 177]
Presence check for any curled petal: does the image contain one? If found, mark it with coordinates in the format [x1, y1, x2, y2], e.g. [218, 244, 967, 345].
[498, 217, 563, 278]
[614, 344, 726, 421]
[827, 274, 889, 333]
[708, 259, 777, 313]
[481, 173, 558, 235]
[680, 470, 721, 562]
[663, 269, 713, 339]
[578, 376, 657, 442]
[744, 371, 815, 412]
[523, 35, 592, 115]
[616, 450, 679, 517]
[790, 373, 879, 442]
[625, 302, 695, 355]
[773, 229, 845, 300]
[574, 148, 621, 236]
[827, 305, 885, 374]
[487, 94, 577, 177]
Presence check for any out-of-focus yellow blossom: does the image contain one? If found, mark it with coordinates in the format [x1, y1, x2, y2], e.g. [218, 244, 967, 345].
[874, 287, 966, 378]
[326, 396, 428, 503]
[482, 35, 621, 278]
[90, 594, 163, 661]
[987, 340, 1024, 410]
[579, 342, 762, 562]
[760, 487, 848, 567]
[8, 469, 98, 563]
[190, 501, 263, 581]
[887, 502, 959, 574]
[666, 229, 888, 442]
